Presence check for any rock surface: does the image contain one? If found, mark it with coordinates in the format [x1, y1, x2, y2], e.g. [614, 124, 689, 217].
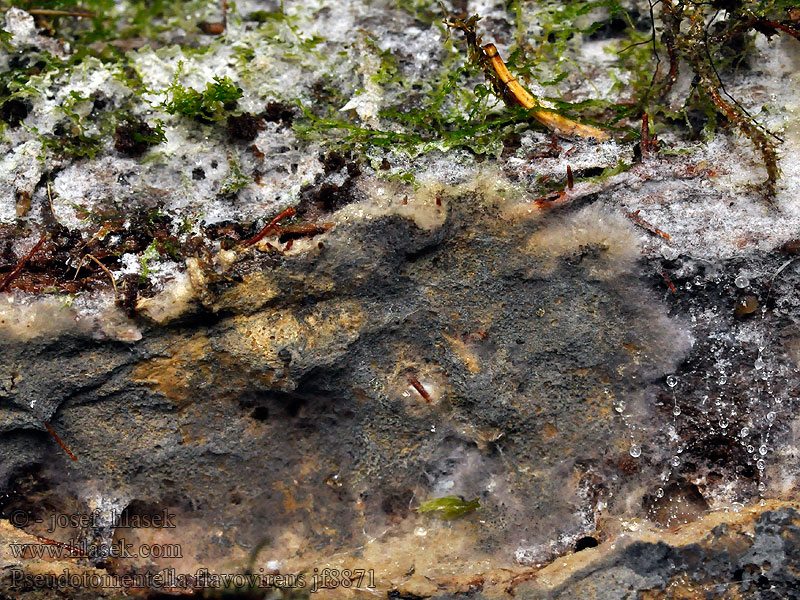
[1, 0, 800, 598]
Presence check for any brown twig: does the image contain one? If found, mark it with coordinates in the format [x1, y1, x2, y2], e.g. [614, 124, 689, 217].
[533, 189, 568, 209]
[624, 209, 671, 240]
[407, 376, 432, 402]
[0, 7, 96, 18]
[0, 234, 47, 292]
[240, 207, 297, 248]
[46, 182, 56, 222]
[566, 165, 574, 190]
[85, 254, 118, 292]
[705, 85, 778, 197]
[657, 268, 677, 294]
[44, 422, 78, 462]
[659, 0, 680, 98]
[275, 222, 333, 240]
[752, 18, 800, 40]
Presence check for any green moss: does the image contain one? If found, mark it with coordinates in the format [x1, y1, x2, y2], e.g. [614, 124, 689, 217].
[219, 156, 250, 197]
[248, 2, 325, 55]
[296, 3, 638, 157]
[161, 63, 243, 122]
[622, 0, 793, 197]
[120, 115, 166, 146]
[138, 239, 159, 284]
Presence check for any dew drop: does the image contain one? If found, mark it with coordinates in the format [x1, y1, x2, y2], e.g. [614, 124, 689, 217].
[766, 411, 776, 423]
[629, 444, 642, 458]
[758, 482, 767, 492]
[754, 356, 765, 370]
[656, 487, 664, 498]
[672, 405, 681, 416]
[719, 418, 729, 429]
[759, 444, 768, 456]
[670, 456, 681, 467]
[740, 427, 750, 438]
[666, 375, 678, 388]
[735, 275, 749, 288]
[757, 459, 766, 471]
[747, 445, 755, 453]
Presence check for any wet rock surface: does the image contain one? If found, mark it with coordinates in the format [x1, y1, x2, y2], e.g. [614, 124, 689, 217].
[0, 0, 799, 598]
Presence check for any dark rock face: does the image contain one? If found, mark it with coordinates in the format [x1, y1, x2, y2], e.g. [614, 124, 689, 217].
[0, 193, 694, 593]
[1, 0, 799, 596]
[5, 178, 800, 598]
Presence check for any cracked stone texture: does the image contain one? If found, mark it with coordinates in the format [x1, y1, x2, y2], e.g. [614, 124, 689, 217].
[1, 0, 800, 598]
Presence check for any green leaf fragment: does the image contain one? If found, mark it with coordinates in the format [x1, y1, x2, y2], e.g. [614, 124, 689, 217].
[417, 496, 480, 519]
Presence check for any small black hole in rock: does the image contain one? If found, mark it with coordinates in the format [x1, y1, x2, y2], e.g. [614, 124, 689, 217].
[574, 536, 599, 552]
[251, 406, 269, 421]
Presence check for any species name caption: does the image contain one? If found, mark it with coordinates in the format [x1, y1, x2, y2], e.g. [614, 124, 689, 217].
[8, 568, 378, 592]
[6, 509, 377, 592]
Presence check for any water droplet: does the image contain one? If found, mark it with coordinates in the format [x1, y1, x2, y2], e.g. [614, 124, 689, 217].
[694, 276, 703, 286]
[670, 456, 681, 467]
[673, 405, 681, 416]
[735, 275, 749, 288]
[754, 357, 764, 370]
[718, 376, 727, 385]
[747, 445, 755, 453]
[740, 427, 750, 438]
[666, 375, 678, 388]
[759, 444, 767, 456]
[719, 419, 729, 429]
[766, 411, 776, 423]
[629, 444, 642, 458]
[614, 401, 626, 413]
[757, 459, 766, 471]
[656, 487, 664, 498]
[758, 482, 767, 492]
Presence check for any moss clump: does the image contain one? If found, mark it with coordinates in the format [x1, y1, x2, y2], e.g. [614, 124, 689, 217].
[161, 65, 243, 122]
[615, 0, 799, 198]
[218, 156, 250, 199]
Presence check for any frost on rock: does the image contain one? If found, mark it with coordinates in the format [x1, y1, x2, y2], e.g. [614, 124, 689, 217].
[1, 0, 800, 598]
